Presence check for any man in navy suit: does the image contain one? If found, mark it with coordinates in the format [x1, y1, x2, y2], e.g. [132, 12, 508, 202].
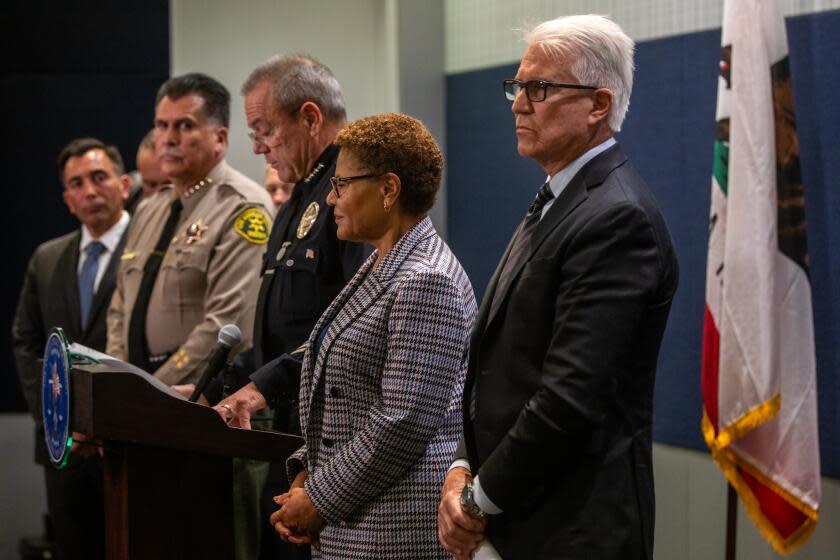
[13, 137, 131, 560]
[438, 15, 678, 560]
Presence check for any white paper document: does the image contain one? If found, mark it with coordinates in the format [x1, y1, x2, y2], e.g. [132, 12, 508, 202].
[473, 540, 502, 559]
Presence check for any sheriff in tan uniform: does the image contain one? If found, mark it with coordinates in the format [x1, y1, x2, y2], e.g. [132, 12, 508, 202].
[107, 72, 273, 385]
[108, 161, 272, 384]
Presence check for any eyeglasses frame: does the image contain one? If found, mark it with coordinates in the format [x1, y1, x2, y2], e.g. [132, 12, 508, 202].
[329, 173, 380, 198]
[502, 79, 599, 103]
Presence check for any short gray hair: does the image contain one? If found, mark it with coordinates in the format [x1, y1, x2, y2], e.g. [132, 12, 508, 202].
[241, 54, 346, 123]
[526, 15, 634, 131]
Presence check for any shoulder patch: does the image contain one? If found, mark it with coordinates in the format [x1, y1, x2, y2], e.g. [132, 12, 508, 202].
[234, 207, 270, 244]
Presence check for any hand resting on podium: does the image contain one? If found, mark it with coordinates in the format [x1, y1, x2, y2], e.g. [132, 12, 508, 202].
[171, 381, 268, 430]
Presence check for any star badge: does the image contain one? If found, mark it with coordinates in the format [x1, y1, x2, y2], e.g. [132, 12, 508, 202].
[185, 219, 208, 245]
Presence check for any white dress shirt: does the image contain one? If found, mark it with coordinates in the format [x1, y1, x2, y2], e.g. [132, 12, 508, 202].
[77, 211, 130, 293]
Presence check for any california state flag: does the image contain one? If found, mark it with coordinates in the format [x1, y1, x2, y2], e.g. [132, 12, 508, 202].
[701, 0, 821, 553]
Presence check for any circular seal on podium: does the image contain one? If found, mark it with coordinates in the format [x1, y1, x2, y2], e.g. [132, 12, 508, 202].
[42, 328, 72, 468]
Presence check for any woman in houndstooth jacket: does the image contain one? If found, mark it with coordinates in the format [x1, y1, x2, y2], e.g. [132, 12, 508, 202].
[269, 113, 477, 559]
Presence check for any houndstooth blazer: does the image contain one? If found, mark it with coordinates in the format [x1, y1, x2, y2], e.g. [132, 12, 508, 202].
[287, 216, 476, 559]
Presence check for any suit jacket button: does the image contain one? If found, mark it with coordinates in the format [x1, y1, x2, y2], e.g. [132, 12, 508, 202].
[329, 386, 342, 398]
[322, 438, 334, 447]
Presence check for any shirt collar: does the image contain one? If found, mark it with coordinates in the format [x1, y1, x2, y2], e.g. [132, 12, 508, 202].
[546, 137, 616, 198]
[296, 144, 339, 197]
[179, 159, 226, 214]
[80, 210, 130, 254]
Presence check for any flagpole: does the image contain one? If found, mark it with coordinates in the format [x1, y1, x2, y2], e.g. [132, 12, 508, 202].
[725, 483, 737, 560]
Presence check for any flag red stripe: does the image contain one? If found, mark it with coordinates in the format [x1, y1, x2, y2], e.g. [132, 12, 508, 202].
[701, 305, 720, 431]
[739, 467, 808, 539]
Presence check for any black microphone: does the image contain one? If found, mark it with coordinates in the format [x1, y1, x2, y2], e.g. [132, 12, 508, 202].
[222, 361, 236, 399]
[189, 324, 242, 402]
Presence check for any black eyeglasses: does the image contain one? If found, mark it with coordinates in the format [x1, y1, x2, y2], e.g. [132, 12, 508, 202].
[503, 79, 599, 103]
[329, 173, 379, 198]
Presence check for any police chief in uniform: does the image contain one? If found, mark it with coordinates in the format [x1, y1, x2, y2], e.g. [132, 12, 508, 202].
[107, 73, 273, 384]
[205, 55, 369, 560]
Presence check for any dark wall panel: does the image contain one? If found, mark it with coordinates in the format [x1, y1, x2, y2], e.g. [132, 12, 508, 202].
[446, 10, 840, 477]
[0, 2, 170, 412]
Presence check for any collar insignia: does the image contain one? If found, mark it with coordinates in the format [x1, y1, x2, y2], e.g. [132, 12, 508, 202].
[303, 162, 325, 184]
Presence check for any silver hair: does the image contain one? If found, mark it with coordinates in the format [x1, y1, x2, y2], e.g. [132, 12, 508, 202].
[525, 14, 634, 131]
[241, 53, 346, 122]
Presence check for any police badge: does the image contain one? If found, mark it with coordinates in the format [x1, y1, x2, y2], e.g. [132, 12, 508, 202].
[184, 219, 208, 245]
[297, 202, 320, 239]
[42, 328, 72, 468]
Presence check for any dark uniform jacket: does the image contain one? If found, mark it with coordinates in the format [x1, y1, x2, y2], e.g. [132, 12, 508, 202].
[458, 145, 679, 559]
[209, 145, 369, 431]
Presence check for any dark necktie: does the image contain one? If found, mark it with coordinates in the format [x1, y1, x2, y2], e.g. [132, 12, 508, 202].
[128, 198, 183, 371]
[471, 182, 556, 420]
[529, 181, 555, 216]
[487, 182, 555, 317]
[79, 240, 106, 329]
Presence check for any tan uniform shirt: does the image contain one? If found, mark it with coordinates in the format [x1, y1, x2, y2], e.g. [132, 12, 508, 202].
[107, 160, 274, 385]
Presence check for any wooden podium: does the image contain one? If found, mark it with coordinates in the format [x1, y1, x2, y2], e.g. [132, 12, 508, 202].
[70, 363, 302, 560]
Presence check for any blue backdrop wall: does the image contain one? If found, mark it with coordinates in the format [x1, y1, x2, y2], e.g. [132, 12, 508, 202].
[0, 2, 170, 412]
[446, 10, 840, 478]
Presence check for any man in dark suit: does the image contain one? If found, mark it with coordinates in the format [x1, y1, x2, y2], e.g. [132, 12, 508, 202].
[12, 137, 131, 560]
[438, 15, 678, 560]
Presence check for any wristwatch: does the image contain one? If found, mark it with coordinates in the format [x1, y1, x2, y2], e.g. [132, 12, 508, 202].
[460, 482, 487, 519]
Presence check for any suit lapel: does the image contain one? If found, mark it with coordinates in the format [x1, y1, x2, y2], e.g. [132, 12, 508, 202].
[483, 180, 586, 330]
[304, 218, 435, 419]
[482, 144, 628, 332]
[532, 144, 628, 253]
[82, 227, 128, 336]
[56, 232, 83, 334]
[473, 220, 522, 338]
[305, 254, 376, 412]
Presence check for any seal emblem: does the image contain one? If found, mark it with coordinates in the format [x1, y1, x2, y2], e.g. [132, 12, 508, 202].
[234, 208, 270, 244]
[297, 202, 319, 239]
[42, 328, 72, 467]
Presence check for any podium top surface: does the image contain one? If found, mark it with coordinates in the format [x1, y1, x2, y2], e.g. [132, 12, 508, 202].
[72, 365, 302, 463]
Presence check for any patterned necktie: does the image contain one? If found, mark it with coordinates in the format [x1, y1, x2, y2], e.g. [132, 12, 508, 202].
[469, 182, 556, 419]
[505, 182, 555, 271]
[79, 241, 106, 328]
[128, 198, 183, 371]
[486, 183, 555, 321]
[529, 181, 555, 216]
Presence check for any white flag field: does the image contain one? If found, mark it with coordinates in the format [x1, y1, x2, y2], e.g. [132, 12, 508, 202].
[701, 0, 821, 554]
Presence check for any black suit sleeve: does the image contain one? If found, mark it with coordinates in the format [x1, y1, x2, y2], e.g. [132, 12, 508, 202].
[477, 202, 667, 510]
[12, 251, 47, 419]
[249, 351, 304, 407]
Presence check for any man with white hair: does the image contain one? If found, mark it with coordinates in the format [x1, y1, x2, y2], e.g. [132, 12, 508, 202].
[438, 15, 678, 559]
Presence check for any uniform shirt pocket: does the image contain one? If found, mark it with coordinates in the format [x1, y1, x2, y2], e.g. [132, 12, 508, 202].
[279, 249, 319, 318]
[162, 246, 211, 307]
[120, 250, 149, 302]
